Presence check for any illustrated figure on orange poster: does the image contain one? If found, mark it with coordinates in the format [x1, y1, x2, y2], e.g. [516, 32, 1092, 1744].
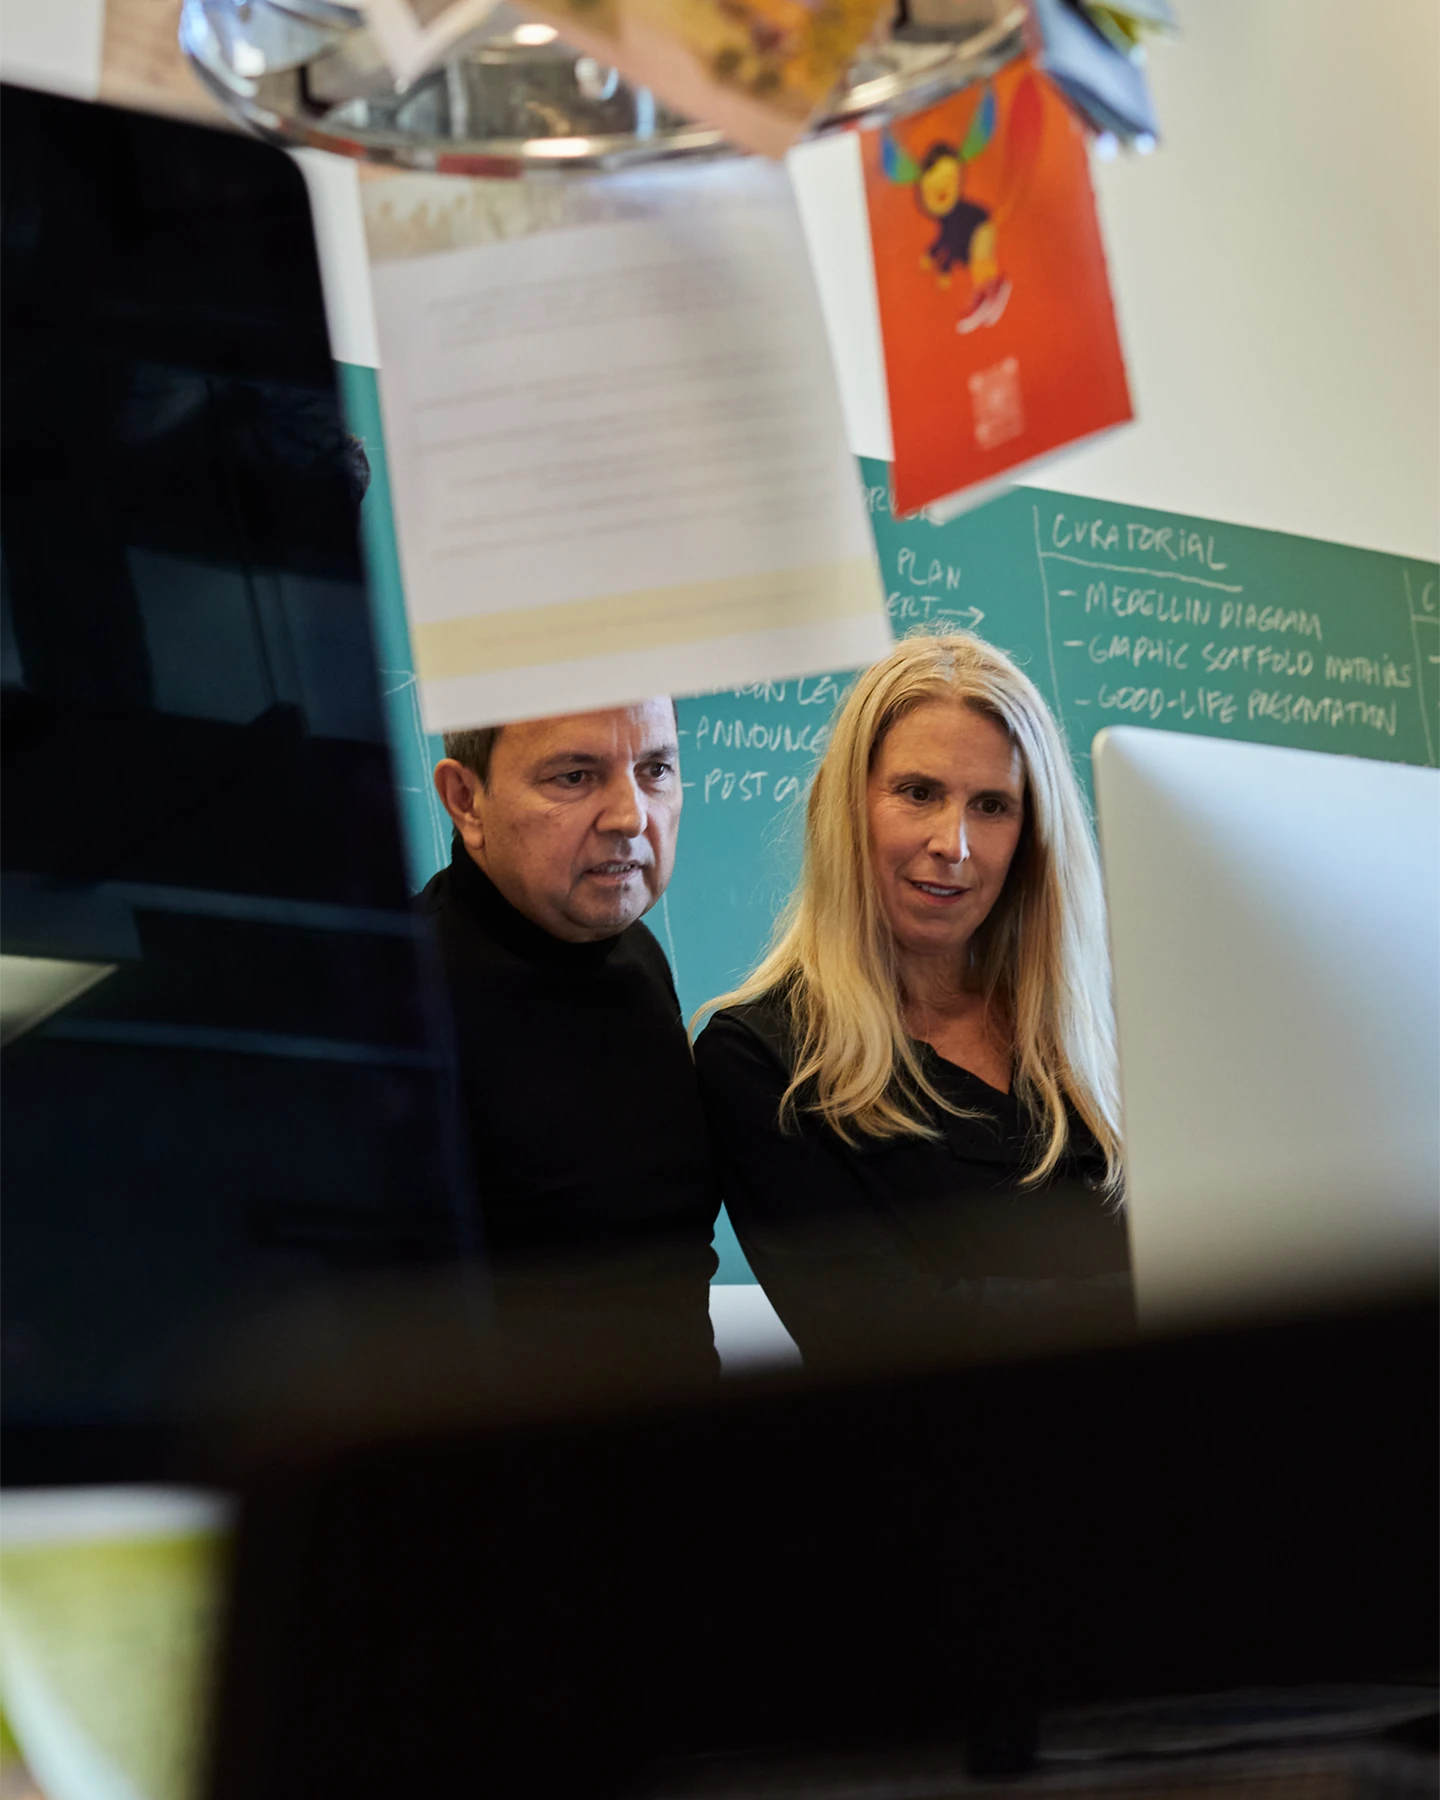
[880, 74, 1044, 333]
[710, 0, 813, 92]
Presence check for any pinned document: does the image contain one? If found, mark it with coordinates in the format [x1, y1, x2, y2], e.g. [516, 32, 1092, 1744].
[367, 160, 891, 732]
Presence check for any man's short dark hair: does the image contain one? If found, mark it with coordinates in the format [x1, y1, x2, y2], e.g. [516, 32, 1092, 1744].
[444, 701, 679, 788]
[444, 727, 504, 786]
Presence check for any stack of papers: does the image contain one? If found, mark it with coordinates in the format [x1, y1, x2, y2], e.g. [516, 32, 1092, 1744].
[1027, 0, 1174, 145]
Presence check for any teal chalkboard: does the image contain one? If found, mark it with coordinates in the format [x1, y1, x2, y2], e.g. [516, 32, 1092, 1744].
[339, 363, 452, 891]
[341, 367, 1439, 1280]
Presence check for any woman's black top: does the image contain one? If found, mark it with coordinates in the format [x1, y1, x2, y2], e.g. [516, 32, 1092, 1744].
[694, 989, 1132, 1370]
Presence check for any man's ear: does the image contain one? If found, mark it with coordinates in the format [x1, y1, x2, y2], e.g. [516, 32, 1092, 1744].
[433, 759, 486, 853]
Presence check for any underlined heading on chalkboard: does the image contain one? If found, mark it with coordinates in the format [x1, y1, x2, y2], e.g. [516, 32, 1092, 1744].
[1029, 500, 1418, 753]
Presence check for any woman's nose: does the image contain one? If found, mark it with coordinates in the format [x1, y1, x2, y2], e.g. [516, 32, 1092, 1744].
[928, 807, 968, 866]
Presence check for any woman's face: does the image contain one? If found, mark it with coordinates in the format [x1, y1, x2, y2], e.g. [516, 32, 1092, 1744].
[866, 698, 1026, 966]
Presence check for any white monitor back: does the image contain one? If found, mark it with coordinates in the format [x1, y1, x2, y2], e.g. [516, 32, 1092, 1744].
[1094, 727, 1439, 1328]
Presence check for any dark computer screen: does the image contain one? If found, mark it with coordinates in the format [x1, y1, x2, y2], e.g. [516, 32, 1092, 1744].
[1, 85, 478, 1484]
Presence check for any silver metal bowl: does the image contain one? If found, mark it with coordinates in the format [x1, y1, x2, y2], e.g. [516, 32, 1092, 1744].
[180, 0, 1028, 176]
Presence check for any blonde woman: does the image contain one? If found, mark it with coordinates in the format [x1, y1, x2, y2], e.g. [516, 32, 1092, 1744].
[694, 633, 1131, 1369]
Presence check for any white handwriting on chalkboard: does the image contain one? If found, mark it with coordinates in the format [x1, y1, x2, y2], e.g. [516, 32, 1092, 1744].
[1217, 601, 1323, 639]
[702, 767, 804, 804]
[896, 548, 963, 590]
[1098, 683, 1239, 724]
[1079, 584, 1326, 640]
[1247, 691, 1398, 735]
[681, 669, 857, 815]
[1084, 582, 1213, 624]
[797, 674, 848, 708]
[694, 715, 832, 755]
[1031, 495, 1429, 762]
[1323, 654, 1413, 688]
[1052, 512, 1228, 571]
[1085, 634, 1191, 669]
[887, 592, 985, 630]
[1201, 643, 1315, 678]
[720, 675, 849, 708]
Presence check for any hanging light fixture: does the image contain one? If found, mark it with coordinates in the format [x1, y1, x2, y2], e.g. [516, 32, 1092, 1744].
[180, 0, 1028, 177]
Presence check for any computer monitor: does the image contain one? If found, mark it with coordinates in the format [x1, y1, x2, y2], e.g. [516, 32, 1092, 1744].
[1093, 726, 1439, 1328]
[1, 84, 477, 1485]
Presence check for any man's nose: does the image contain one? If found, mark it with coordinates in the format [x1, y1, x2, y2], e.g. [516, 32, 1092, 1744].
[927, 805, 968, 867]
[596, 773, 647, 839]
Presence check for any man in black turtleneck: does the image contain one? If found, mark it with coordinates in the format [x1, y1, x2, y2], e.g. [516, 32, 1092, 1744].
[418, 699, 720, 1374]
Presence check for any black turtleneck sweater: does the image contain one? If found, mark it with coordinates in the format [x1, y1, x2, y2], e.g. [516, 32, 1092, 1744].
[417, 839, 720, 1315]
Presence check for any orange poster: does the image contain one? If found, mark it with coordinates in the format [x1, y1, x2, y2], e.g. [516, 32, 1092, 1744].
[862, 60, 1133, 517]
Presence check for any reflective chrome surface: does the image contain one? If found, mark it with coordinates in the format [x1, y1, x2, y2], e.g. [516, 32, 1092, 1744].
[181, 0, 1027, 176]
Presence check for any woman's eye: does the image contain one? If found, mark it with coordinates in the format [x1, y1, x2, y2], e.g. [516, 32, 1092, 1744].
[973, 795, 1009, 817]
[900, 784, 933, 804]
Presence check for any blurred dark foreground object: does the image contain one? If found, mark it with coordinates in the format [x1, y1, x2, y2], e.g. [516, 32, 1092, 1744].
[646, 1714, 1439, 1800]
[204, 1288, 1437, 1799]
[1, 81, 476, 1487]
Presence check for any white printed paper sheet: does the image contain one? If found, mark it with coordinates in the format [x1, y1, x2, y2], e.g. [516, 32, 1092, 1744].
[367, 159, 891, 731]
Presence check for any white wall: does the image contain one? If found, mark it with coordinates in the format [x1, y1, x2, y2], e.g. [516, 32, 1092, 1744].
[0, 0, 104, 98]
[1036, 0, 1440, 561]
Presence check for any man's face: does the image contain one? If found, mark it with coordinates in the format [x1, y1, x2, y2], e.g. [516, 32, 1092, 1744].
[464, 700, 681, 943]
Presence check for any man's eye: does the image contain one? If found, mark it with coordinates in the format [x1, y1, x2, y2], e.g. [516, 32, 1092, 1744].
[553, 770, 590, 788]
[643, 762, 674, 781]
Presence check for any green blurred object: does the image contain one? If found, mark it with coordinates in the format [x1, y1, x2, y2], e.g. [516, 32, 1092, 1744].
[0, 1701, 43, 1800]
[0, 1492, 230, 1800]
[1083, 4, 1178, 62]
[1092, 0, 1179, 34]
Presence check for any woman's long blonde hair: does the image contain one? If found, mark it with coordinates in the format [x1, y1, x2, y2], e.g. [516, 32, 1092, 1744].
[698, 632, 1123, 1192]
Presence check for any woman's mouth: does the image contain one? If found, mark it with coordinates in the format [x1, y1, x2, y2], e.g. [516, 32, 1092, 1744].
[909, 879, 970, 902]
